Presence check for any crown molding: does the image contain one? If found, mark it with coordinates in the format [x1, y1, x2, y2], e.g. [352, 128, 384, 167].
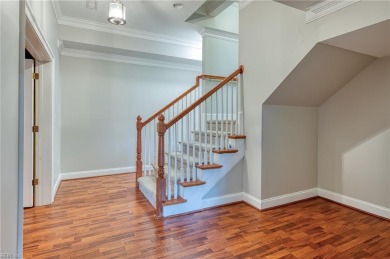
[51, 1, 201, 50]
[60, 47, 201, 72]
[306, 0, 361, 23]
[238, 0, 255, 10]
[51, 0, 62, 23]
[200, 27, 238, 43]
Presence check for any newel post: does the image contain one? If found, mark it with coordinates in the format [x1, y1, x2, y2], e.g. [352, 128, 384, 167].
[156, 114, 167, 219]
[136, 116, 143, 188]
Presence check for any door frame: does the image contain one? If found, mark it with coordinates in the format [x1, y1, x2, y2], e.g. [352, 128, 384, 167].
[25, 3, 56, 206]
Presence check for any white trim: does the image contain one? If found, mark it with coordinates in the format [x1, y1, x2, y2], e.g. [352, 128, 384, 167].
[0, 0, 2, 251]
[25, 2, 55, 60]
[60, 47, 202, 72]
[60, 166, 149, 181]
[242, 192, 263, 210]
[261, 188, 318, 210]
[306, 0, 361, 23]
[56, 14, 201, 50]
[200, 27, 239, 43]
[238, 0, 255, 10]
[25, 1, 57, 207]
[202, 192, 244, 209]
[52, 173, 61, 203]
[318, 188, 390, 219]
[51, 0, 61, 23]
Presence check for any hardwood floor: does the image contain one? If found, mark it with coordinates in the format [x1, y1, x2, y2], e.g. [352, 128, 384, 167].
[24, 173, 390, 258]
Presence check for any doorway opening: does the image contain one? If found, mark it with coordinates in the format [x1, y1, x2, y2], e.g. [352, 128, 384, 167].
[23, 49, 38, 207]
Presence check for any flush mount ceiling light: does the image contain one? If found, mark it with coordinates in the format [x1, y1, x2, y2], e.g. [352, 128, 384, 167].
[173, 2, 184, 9]
[108, 0, 126, 25]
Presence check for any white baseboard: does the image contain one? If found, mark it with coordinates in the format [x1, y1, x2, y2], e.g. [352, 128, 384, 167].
[318, 188, 390, 219]
[242, 192, 262, 210]
[51, 174, 62, 203]
[260, 188, 318, 210]
[60, 166, 151, 181]
[202, 192, 243, 209]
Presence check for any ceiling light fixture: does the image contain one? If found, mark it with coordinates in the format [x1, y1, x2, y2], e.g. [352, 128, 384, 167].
[108, 0, 126, 25]
[173, 3, 184, 9]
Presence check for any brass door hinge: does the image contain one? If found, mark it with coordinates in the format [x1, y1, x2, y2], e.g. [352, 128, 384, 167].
[33, 73, 39, 80]
[32, 125, 39, 133]
[32, 179, 38, 186]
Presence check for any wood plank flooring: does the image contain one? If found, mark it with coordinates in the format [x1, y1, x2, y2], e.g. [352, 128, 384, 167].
[24, 173, 390, 258]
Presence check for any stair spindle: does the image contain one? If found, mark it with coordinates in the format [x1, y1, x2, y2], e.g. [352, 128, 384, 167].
[167, 128, 171, 200]
[225, 85, 228, 148]
[204, 96, 208, 164]
[209, 94, 214, 164]
[180, 102, 184, 182]
[186, 114, 190, 182]
[230, 83, 234, 136]
[174, 123, 178, 199]
[221, 86, 225, 149]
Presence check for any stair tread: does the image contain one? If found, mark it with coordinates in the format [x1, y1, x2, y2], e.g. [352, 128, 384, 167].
[163, 196, 187, 206]
[178, 179, 206, 187]
[192, 130, 233, 137]
[178, 141, 216, 152]
[196, 164, 222, 170]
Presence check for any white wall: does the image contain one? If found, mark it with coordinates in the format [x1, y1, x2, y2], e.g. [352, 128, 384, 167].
[239, 0, 390, 202]
[262, 105, 318, 199]
[318, 57, 390, 208]
[60, 56, 198, 174]
[0, 0, 21, 254]
[202, 28, 238, 76]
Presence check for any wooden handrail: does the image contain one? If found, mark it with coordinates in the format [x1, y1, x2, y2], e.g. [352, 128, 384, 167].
[141, 74, 233, 126]
[166, 65, 244, 129]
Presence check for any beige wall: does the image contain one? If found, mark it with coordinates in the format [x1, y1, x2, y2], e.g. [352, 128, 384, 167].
[239, 0, 390, 201]
[262, 105, 318, 199]
[318, 57, 390, 208]
[0, 0, 21, 253]
[61, 56, 198, 173]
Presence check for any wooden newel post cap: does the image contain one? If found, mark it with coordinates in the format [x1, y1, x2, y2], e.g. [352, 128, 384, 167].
[158, 114, 165, 122]
[137, 115, 142, 121]
[239, 65, 244, 74]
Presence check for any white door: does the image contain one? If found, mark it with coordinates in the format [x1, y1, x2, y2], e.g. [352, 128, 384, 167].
[23, 59, 34, 208]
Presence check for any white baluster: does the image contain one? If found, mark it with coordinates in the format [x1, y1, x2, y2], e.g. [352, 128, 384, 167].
[186, 114, 190, 182]
[198, 87, 203, 166]
[231, 83, 234, 137]
[236, 79, 239, 136]
[167, 127, 171, 200]
[209, 94, 214, 164]
[143, 126, 147, 175]
[174, 123, 178, 199]
[180, 108, 184, 182]
[221, 87, 225, 149]
[216, 89, 220, 150]
[204, 98, 208, 164]
[148, 123, 151, 174]
[193, 108, 196, 181]
[225, 85, 229, 149]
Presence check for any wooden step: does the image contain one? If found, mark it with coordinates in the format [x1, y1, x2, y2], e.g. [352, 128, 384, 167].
[228, 135, 246, 139]
[212, 149, 238, 154]
[162, 196, 187, 206]
[196, 164, 222, 170]
[178, 179, 206, 187]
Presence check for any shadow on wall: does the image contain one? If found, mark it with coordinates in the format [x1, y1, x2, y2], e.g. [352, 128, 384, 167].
[342, 128, 390, 208]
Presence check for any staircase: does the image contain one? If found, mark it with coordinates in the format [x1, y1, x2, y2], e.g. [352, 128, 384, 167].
[136, 66, 245, 218]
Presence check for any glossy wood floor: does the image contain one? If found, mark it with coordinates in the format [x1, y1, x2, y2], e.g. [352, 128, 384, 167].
[24, 173, 390, 258]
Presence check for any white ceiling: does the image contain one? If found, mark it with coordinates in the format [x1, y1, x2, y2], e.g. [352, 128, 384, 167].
[322, 20, 390, 58]
[264, 43, 376, 107]
[274, 0, 322, 11]
[57, 0, 205, 44]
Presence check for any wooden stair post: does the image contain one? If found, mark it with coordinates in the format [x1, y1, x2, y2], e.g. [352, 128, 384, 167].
[156, 114, 167, 219]
[136, 116, 143, 188]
